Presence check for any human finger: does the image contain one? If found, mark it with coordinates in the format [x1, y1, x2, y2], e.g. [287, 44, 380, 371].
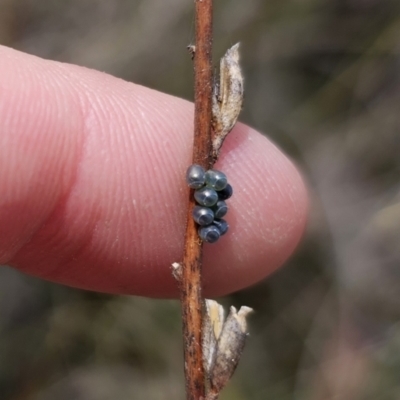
[0, 46, 308, 297]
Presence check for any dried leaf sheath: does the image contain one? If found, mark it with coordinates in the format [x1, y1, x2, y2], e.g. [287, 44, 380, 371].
[202, 300, 253, 399]
[203, 300, 225, 374]
[212, 43, 244, 161]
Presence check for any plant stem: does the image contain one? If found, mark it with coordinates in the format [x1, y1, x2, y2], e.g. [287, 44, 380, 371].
[180, 1, 213, 400]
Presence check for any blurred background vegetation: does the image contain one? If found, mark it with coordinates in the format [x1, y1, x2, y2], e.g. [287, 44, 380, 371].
[1, 0, 400, 398]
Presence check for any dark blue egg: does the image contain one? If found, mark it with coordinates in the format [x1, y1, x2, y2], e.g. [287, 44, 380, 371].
[205, 169, 228, 191]
[213, 219, 229, 236]
[192, 206, 214, 226]
[212, 200, 228, 219]
[198, 225, 221, 243]
[194, 187, 218, 207]
[218, 183, 233, 200]
[186, 164, 206, 189]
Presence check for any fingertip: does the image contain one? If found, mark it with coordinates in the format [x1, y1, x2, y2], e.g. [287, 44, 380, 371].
[0, 46, 308, 297]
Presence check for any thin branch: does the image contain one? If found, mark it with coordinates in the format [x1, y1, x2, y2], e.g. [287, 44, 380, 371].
[180, 1, 213, 400]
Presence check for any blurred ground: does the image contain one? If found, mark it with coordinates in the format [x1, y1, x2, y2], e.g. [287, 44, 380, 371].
[1, 0, 400, 399]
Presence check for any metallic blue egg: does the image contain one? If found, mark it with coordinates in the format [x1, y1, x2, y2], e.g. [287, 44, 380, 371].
[194, 187, 218, 207]
[186, 164, 206, 189]
[213, 219, 229, 236]
[205, 169, 228, 191]
[192, 206, 214, 226]
[198, 225, 221, 243]
[217, 183, 233, 200]
[212, 200, 228, 219]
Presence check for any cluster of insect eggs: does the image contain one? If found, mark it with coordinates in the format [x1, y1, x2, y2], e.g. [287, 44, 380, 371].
[186, 164, 233, 243]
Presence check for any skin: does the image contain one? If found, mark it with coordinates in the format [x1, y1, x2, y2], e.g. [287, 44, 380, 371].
[0, 45, 308, 298]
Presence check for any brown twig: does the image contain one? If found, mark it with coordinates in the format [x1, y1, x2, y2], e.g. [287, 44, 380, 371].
[180, 1, 213, 400]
